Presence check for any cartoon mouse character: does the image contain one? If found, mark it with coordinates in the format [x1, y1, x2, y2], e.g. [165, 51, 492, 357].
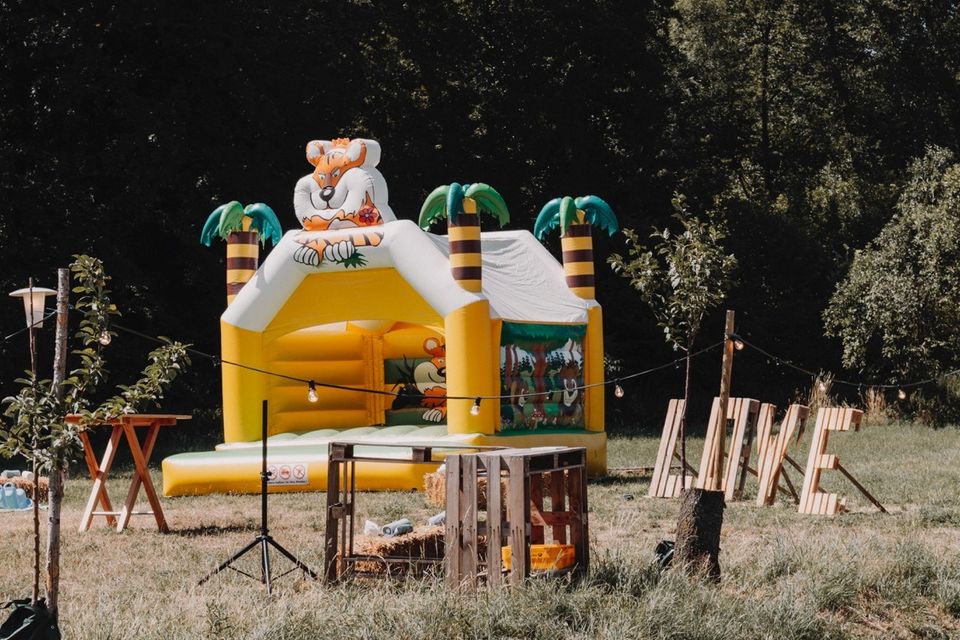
[292, 137, 396, 267]
[413, 338, 447, 423]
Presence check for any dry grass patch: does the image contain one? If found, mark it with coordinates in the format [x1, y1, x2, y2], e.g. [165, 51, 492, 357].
[0, 421, 957, 638]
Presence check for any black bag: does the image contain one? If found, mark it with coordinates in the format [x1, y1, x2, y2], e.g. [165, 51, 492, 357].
[0, 599, 60, 640]
[654, 539, 675, 572]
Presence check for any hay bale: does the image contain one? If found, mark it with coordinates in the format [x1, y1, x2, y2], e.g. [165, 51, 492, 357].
[424, 470, 502, 509]
[5, 477, 49, 504]
[354, 525, 446, 575]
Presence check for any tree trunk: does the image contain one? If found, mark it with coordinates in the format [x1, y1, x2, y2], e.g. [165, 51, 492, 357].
[226, 230, 259, 305]
[675, 488, 724, 580]
[448, 198, 482, 292]
[560, 222, 595, 300]
[45, 267, 69, 616]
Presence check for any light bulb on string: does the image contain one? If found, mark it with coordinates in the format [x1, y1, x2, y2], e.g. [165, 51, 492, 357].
[470, 398, 481, 416]
[818, 381, 827, 392]
[897, 388, 907, 401]
[98, 331, 112, 346]
[733, 338, 745, 351]
[614, 382, 625, 398]
[307, 381, 319, 403]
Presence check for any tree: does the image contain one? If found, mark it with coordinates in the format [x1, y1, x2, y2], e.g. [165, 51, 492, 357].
[608, 193, 736, 484]
[824, 146, 960, 415]
[200, 201, 283, 306]
[534, 195, 619, 300]
[0, 255, 191, 621]
[418, 182, 509, 292]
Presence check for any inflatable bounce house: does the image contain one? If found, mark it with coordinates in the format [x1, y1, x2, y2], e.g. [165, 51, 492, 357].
[163, 138, 617, 495]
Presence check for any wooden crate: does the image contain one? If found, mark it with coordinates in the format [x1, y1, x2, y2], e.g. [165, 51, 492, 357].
[322, 441, 499, 583]
[444, 446, 589, 588]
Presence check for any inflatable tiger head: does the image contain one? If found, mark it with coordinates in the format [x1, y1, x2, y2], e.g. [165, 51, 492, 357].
[293, 137, 396, 231]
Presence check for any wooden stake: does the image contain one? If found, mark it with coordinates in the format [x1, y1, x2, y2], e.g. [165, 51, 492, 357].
[709, 311, 736, 491]
[45, 268, 69, 615]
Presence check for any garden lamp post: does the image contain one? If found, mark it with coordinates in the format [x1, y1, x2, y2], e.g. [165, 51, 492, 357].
[9, 278, 55, 606]
[9, 279, 56, 377]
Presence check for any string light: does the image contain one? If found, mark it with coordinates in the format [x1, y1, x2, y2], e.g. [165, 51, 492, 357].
[614, 383, 625, 398]
[897, 388, 907, 400]
[733, 338, 745, 351]
[98, 331, 112, 346]
[470, 398, 481, 416]
[818, 381, 827, 392]
[307, 381, 319, 403]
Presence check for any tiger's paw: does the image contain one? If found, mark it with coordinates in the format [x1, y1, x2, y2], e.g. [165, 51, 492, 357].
[324, 239, 356, 263]
[293, 244, 321, 266]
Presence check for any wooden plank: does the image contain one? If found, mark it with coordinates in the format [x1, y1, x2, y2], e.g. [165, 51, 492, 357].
[723, 398, 759, 499]
[568, 455, 589, 577]
[323, 454, 341, 583]
[121, 422, 167, 533]
[696, 397, 723, 490]
[79, 430, 117, 528]
[116, 421, 162, 531]
[506, 456, 530, 586]
[78, 426, 123, 532]
[444, 455, 462, 587]
[650, 399, 693, 498]
[530, 472, 545, 544]
[460, 455, 478, 585]
[799, 408, 863, 515]
[485, 455, 503, 588]
[549, 470, 567, 543]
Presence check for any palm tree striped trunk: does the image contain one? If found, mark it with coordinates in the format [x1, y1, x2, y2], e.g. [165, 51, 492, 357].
[560, 221, 595, 299]
[226, 229, 259, 305]
[448, 197, 482, 292]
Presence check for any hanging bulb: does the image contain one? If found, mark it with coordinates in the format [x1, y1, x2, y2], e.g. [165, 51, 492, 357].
[897, 388, 907, 400]
[98, 331, 112, 346]
[818, 381, 827, 392]
[470, 397, 481, 416]
[614, 383, 625, 398]
[733, 338, 745, 351]
[307, 381, 319, 403]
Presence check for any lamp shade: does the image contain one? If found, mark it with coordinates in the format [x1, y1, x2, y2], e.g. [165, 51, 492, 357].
[9, 287, 56, 329]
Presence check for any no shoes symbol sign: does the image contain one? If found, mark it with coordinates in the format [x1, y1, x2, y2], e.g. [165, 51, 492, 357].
[267, 462, 309, 486]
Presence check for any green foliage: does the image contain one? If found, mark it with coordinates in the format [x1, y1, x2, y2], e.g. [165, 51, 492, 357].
[0, 256, 191, 472]
[201, 202, 281, 247]
[608, 194, 736, 350]
[824, 147, 960, 381]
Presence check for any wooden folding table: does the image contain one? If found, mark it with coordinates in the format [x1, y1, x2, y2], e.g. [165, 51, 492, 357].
[68, 413, 190, 533]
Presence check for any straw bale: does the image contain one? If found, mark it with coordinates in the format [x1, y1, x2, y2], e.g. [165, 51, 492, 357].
[5, 477, 49, 503]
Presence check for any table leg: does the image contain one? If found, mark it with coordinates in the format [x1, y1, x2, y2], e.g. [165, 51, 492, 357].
[121, 422, 168, 533]
[116, 422, 162, 532]
[79, 428, 122, 532]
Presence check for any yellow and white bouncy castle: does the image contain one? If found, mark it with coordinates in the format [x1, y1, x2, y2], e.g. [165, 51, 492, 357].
[162, 138, 615, 495]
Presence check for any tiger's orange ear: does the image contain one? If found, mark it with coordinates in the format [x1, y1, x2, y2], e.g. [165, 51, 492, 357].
[306, 140, 332, 166]
[423, 337, 444, 356]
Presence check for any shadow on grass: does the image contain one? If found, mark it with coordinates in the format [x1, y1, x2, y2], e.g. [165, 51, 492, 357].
[172, 522, 259, 537]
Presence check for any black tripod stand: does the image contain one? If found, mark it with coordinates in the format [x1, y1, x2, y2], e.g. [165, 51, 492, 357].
[198, 400, 318, 593]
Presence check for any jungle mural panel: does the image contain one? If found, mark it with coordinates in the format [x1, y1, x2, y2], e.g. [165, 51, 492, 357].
[500, 322, 586, 431]
[385, 337, 447, 425]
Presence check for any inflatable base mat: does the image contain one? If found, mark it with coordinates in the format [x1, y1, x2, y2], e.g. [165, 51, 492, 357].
[161, 426, 606, 496]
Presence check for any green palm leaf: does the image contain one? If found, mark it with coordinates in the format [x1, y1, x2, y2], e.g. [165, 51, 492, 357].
[418, 185, 451, 229]
[465, 183, 510, 227]
[244, 203, 283, 246]
[558, 196, 580, 232]
[216, 201, 245, 240]
[575, 195, 619, 236]
[200, 205, 226, 246]
[534, 197, 563, 240]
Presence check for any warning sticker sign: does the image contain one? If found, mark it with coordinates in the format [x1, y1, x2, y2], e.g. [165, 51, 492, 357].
[267, 463, 309, 486]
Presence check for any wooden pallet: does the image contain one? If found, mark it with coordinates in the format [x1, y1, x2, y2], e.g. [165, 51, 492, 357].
[798, 407, 863, 515]
[696, 397, 760, 499]
[755, 403, 809, 506]
[445, 446, 589, 588]
[648, 399, 696, 498]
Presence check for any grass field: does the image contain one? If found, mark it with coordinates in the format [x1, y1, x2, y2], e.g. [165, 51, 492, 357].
[1, 422, 958, 639]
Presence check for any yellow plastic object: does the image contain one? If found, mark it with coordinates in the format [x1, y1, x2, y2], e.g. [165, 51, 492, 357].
[501, 544, 575, 572]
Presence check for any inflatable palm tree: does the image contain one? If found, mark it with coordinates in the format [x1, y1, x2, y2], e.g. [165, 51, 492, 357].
[418, 183, 509, 292]
[534, 195, 618, 299]
[201, 201, 283, 305]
